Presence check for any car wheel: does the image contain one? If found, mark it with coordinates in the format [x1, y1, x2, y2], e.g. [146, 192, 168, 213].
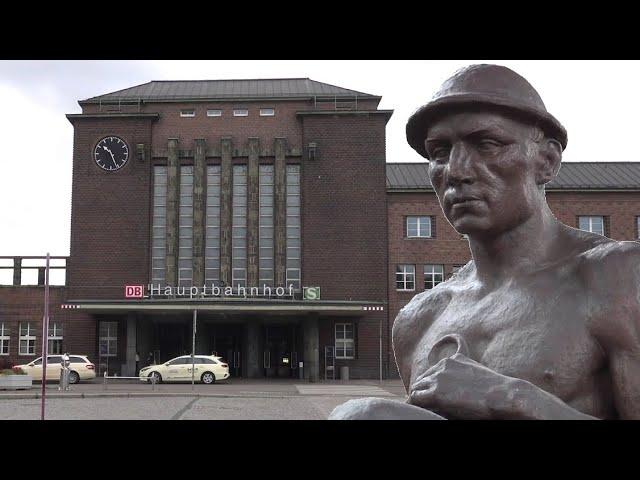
[68, 371, 80, 384]
[149, 372, 162, 384]
[201, 372, 216, 385]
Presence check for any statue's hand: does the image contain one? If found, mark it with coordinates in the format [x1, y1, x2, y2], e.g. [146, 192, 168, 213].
[408, 353, 513, 420]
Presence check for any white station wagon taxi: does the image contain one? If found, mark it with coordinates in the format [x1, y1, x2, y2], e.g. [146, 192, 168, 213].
[139, 355, 230, 384]
[15, 355, 96, 384]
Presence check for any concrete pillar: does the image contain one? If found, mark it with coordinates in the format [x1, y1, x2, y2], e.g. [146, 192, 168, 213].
[193, 139, 207, 287]
[247, 138, 260, 288]
[274, 138, 287, 287]
[303, 315, 319, 382]
[246, 321, 262, 378]
[166, 138, 179, 287]
[13, 258, 21, 285]
[220, 138, 233, 287]
[125, 313, 137, 377]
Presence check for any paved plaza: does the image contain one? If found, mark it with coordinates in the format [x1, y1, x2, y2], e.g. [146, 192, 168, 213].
[0, 379, 407, 420]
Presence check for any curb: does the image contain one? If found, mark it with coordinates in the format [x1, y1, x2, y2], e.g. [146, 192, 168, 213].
[0, 391, 402, 400]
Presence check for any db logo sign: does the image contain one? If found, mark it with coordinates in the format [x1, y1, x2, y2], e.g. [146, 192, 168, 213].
[125, 285, 144, 298]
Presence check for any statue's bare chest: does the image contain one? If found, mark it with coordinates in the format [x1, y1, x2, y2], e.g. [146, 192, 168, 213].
[411, 278, 604, 401]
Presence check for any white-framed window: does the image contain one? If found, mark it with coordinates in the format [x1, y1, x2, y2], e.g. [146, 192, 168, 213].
[19, 322, 36, 356]
[48, 322, 63, 355]
[396, 264, 415, 291]
[0, 323, 9, 356]
[180, 110, 195, 117]
[259, 108, 275, 116]
[636, 216, 640, 239]
[232, 165, 247, 289]
[178, 166, 194, 287]
[286, 165, 301, 291]
[424, 264, 444, 290]
[406, 216, 432, 238]
[451, 265, 465, 278]
[335, 323, 354, 359]
[207, 109, 222, 117]
[99, 321, 118, 357]
[151, 166, 167, 286]
[578, 216, 605, 236]
[233, 109, 248, 117]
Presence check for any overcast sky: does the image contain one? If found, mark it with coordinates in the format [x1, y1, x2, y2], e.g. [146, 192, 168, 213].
[1, 60, 639, 259]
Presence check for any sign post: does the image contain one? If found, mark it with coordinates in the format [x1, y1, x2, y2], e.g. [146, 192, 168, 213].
[40, 253, 50, 421]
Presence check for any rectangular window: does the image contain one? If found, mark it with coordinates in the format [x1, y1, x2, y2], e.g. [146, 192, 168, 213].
[396, 265, 415, 291]
[151, 167, 167, 286]
[233, 109, 248, 117]
[259, 165, 275, 287]
[259, 108, 275, 116]
[335, 323, 355, 359]
[637, 216, 640, 239]
[178, 166, 194, 287]
[99, 321, 118, 357]
[47, 322, 63, 355]
[19, 322, 36, 356]
[286, 165, 301, 290]
[180, 110, 195, 117]
[232, 165, 248, 289]
[424, 264, 444, 289]
[207, 109, 222, 117]
[450, 265, 465, 278]
[406, 216, 432, 238]
[578, 216, 605, 236]
[0, 323, 9, 356]
[205, 166, 222, 285]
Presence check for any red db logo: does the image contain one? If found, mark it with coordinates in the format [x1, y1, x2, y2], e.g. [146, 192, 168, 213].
[125, 285, 144, 298]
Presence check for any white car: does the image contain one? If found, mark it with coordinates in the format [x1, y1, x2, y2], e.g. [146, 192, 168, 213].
[139, 355, 230, 384]
[15, 355, 96, 384]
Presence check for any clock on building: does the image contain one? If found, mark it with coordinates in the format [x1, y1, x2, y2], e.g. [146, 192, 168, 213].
[94, 136, 129, 171]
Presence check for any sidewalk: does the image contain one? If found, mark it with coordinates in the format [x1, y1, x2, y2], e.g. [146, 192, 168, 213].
[0, 377, 407, 399]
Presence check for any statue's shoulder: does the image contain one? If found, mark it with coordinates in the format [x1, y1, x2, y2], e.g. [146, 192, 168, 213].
[578, 237, 640, 285]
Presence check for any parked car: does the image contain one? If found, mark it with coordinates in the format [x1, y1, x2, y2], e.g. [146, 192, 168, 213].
[15, 355, 96, 384]
[139, 355, 229, 384]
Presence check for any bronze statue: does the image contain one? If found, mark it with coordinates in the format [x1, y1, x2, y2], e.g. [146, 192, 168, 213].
[330, 64, 640, 420]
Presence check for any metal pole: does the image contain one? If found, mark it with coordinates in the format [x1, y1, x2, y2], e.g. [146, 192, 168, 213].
[191, 309, 197, 391]
[40, 253, 50, 421]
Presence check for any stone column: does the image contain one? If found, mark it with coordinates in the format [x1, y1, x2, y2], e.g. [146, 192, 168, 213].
[220, 138, 233, 287]
[303, 315, 319, 382]
[125, 313, 137, 377]
[246, 321, 262, 378]
[274, 138, 287, 287]
[193, 139, 206, 288]
[166, 138, 179, 287]
[247, 138, 260, 288]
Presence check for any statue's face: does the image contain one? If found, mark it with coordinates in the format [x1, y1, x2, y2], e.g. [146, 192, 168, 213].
[425, 111, 543, 237]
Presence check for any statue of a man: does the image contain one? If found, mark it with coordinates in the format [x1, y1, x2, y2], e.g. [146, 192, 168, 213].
[330, 64, 640, 420]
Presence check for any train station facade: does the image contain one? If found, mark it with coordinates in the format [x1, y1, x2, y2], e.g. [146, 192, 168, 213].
[1, 78, 640, 381]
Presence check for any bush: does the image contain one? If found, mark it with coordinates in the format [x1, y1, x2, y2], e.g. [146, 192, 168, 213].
[12, 367, 26, 375]
[0, 369, 15, 375]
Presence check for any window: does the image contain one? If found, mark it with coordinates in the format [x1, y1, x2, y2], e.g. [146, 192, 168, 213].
[286, 165, 301, 290]
[167, 358, 188, 365]
[69, 356, 87, 364]
[232, 165, 247, 289]
[48, 322, 63, 354]
[578, 216, 605, 236]
[19, 322, 36, 356]
[205, 166, 221, 285]
[396, 265, 415, 291]
[335, 323, 355, 359]
[180, 110, 195, 117]
[424, 264, 444, 289]
[259, 165, 274, 287]
[0, 323, 9, 355]
[178, 166, 194, 287]
[99, 321, 118, 357]
[259, 108, 275, 116]
[207, 109, 222, 117]
[637, 216, 640, 239]
[406, 216, 432, 238]
[450, 265, 465, 278]
[233, 109, 248, 117]
[151, 167, 167, 286]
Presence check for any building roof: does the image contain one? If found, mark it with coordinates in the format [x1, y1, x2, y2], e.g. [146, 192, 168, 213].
[387, 162, 640, 191]
[80, 78, 379, 104]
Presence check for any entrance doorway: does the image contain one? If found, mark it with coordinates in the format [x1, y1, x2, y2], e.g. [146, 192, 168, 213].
[210, 325, 243, 378]
[263, 325, 299, 378]
[158, 323, 189, 362]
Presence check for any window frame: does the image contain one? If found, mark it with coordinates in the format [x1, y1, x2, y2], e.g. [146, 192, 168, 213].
[233, 109, 249, 117]
[335, 323, 355, 360]
[180, 110, 196, 118]
[406, 216, 433, 239]
[259, 108, 275, 117]
[19, 322, 36, 356]
[206, 109, 222, 117]
[578, 215, 605, 236]
[47, 322, 63, 355]
[0, 323, 9, 356]
[99, 321, 118, 358]
[424, 264, 445, 290]
[396, 264, 416, 291]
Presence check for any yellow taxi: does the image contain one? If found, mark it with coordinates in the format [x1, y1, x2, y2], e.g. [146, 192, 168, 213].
[15, 355, 96, 384]
[139, 355, 230, 384]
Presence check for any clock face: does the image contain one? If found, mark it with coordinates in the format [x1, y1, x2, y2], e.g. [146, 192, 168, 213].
[94, 136, 129, 171]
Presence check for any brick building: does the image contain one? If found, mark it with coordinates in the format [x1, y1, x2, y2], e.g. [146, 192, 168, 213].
[1, 78, 639, 382]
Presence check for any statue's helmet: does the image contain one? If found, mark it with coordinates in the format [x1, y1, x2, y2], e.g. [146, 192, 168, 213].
[406, 64, 567, 159]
